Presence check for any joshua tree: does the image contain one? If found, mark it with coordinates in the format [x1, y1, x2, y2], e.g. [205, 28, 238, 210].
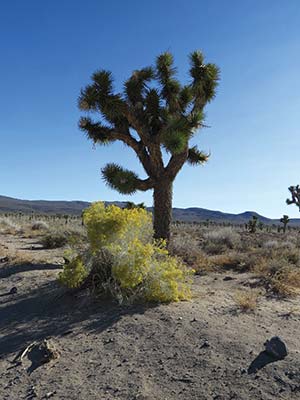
[246, 216, 258, 233]
[286, 185, 300, 211]
[258, 221, 264, 231]
[280, 214, 290, 233]
[78, 51, 219, 241]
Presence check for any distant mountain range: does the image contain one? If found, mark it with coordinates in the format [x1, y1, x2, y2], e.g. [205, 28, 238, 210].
[1, 195, 300, 226]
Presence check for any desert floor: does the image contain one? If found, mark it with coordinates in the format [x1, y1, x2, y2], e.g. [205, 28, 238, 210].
[0, 233, 300, 400]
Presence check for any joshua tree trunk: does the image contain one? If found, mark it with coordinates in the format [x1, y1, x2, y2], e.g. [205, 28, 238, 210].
[153, 181, 173, 242]
[283, 223, 287, 233]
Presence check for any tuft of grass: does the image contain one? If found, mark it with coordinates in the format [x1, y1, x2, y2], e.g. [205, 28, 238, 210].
[234, 290, 260, 312]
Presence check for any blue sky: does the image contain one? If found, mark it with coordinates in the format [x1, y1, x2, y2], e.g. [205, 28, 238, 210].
[1, 0, 300, 218]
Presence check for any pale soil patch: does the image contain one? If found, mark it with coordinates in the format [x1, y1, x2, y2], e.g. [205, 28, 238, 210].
[0, 234, 300, 399]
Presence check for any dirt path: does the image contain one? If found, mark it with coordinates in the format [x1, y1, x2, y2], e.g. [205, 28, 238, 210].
[0, 234, 300, 399]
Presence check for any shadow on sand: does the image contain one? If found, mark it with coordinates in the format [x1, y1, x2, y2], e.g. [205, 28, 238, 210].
[0, 265, 155, 359]
[0, 262, 62, 279]
[248, 351, 282, 374]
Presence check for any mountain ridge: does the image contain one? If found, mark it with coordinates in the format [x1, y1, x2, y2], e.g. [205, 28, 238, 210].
[0, 195, 299, 226]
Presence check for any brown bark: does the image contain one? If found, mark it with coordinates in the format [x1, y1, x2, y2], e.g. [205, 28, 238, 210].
[153, 180, 173, 242]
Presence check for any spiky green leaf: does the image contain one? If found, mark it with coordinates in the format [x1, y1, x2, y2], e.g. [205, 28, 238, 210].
[78, 85, 98, 111]
[161, 129, 188, 154]
[145, 88, 160, 116]
[92, 70, 114, 95]
[187, 146, 210, 165]
[124, 67, 154, 105]
[79, 117, 115, 145]
[179, 85, 193, 111]
[156, 52, 176, 84]
[189, 51, 220, 109]
[187, 110, 205, 131]
[101, 163, 140, 194]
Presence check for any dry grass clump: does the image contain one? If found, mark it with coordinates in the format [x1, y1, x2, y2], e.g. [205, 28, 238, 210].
[171, 223, 300, 298]
[169, 233, 205, 267]
[203, 227, 241, 254]
[0, 218, 22, 234]
[234, 289, 260, 312]
[169, 232, 217, 274]
[170, 233, 200, 256]
[263, 239, 296, 250]
[208, 252, 248, 271]
[194, 251, 264, 274]
[31, 220, 49, 231]
[271, 267, 300, 296]
[253, 255, 300, 296]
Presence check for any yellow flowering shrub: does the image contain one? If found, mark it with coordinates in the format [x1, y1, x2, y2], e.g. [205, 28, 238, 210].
[58, 256, 88, 289]
[59, 201, 193, 303]
[112, 238, 154, 289]
[145, 256, 193, 302]
[82, 202, 153, 252]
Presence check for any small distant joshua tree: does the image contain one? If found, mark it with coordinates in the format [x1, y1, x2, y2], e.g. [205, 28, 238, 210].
[286, 185, 300, 211]
[246, 216, 258, 233]
[280, 214, 290, 233]
[78, 51, 219, 241]
[258, 221, 264, 231]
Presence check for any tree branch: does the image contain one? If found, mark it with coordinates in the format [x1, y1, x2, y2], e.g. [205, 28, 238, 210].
[102, 163, 154, 194]
[165, 148, 189, 181]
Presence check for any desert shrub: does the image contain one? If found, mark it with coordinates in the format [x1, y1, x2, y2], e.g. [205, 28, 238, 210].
[169, 233, 199, 256]
[58, 256, 88, 288]
[234, 290, 260, 312]
[60, 202, 193, 303]
[80, 249, 115, 297]
[203, 227, 241, 254]
[0, 218, 21, 234]
[281, 248, 300, 265]
[253, 255, 300, 296]
[263, 239, 295, 250]
[263, 240, 280, 249]
[169, 233, 207, 268]
[66, 230, 88, 251]
[270, 266, 300, 296]
[41, 233, 68, 249]
[31, 221, 49, 231]
[208, 252, 248, 271]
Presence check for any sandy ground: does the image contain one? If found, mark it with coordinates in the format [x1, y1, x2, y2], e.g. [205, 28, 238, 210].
[1, 233, 300, 400]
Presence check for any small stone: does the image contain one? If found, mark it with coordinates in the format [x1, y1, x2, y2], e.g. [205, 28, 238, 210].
[60, 330, 73, 336]
[45, 392, 56, 399]
[223, 276, 234, 281]
[104, 338, 114, 344]
[200, 340, 210, 349]
[264, 336, 288, 360]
